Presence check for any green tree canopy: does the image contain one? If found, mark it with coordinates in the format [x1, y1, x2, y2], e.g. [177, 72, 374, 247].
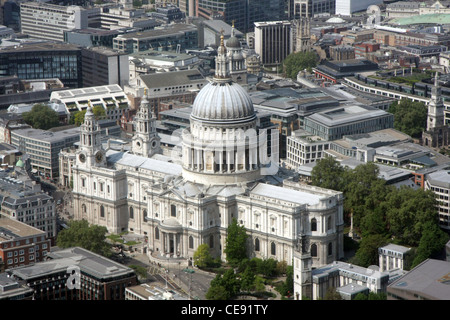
[206, 269, 240, 300]
[388, 99, 427, 138]
[56, 219, 111, 257]
[385, 187, 438, 246]
[411, 221, 449, 268]
[283, 51, 318, 79]
[70, 105, 106, 126]
[311, 156, 348, 191]
[193, 243, 215, 268]
[22, 103, 59, 130]
[224, 218, 248, 266]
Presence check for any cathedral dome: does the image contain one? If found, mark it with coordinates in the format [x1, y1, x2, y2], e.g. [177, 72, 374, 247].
[226, 36, 240, 48]
[191, 80, 255, 123]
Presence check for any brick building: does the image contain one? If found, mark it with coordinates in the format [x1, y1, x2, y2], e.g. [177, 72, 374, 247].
[0, 215, 50, 271]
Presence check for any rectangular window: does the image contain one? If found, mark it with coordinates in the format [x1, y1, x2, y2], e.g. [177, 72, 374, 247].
[171, 204, 176, 217]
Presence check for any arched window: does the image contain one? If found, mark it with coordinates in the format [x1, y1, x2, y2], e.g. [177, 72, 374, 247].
[100, 205, 105, 218]
[311, 243, 317, 257]
[209, 235, 214, 248]
[328, 242, 333, 256]
[311, 218, 317, 232]
[82, 204, 86, 213]
[255, 238, 260, 252]
[189, 236, 194, 249]
[155, 227, 159, 240]
[143, 209, 147, 221]
[129, 206, 134, 219]
[270, 242, 276, 256]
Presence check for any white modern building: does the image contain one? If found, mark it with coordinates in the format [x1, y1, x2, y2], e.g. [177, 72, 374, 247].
[335, 0, 383, 16]
[425, 169, 450, 230]
[70, 34, 345, 269]
[50, 84, 130, 122]
[286, 130, 330, 168]
[303, 104, 394, 141]
[20, 3, 90, 42]
[254, 21, 294, 66]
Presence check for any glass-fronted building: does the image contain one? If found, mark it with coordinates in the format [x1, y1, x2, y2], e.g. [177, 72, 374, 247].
[0, 42, 82, 88]
[197, 0, 286, 33]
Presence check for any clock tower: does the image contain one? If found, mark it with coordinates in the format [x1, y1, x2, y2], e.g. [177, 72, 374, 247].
[76, 102, 106, 167]
[132, 89, 161, 157]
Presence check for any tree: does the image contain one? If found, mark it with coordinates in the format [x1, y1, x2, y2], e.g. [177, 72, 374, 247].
[70, 105, 106, 126]
[205, 283, 228, 300]
[22, 103, 59, 130]
[411, 221, 449, 268]
[311, 156, 347, 191]
[56, 219, 111, 257]
[240, 266, 256, 292]
[193, 243, 214, 268]
[283, 51, 318, 79]
[344, 162, 388, 232]
[354, 234, 388, 268]
[388, 99, 427, 138]
[206, 269, 240, 300]
[224, 218, 248, 266]
[385, 187, 438, 246]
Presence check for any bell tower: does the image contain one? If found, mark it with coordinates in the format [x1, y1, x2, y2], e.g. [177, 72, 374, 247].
[76, 102, 106, 167]
[427, 71, 444, 131]
[132, 89, 161, 157]
[293, 234, 312, 300]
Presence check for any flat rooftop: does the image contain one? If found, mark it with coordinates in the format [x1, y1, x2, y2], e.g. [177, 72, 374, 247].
[12, 127, 80, 143]
[116, 24, 197, 40]
[10, 247, 135, 281]
[306, 105, 390, 127]
[388, 259, 450, 300]
[0, 215, 46, 241]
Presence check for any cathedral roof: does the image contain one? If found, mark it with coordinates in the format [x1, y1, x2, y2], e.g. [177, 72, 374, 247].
[190, 34, 255, 123]
[190, 81, 255, 122]
[226, 35, 240, 48]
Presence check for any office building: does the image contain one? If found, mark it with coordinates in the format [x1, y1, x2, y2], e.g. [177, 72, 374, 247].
[0, 273, 34, 300]
[6, 247, 138, 300]
[291, 0, 336, 18]
[335, 0, 383, 16]
[425, 169, 450, 230]
[20, 3, 89, 42]
[81, 47, 129, 88]
[11, 127, 80, 179]
[113, 23, 198, 54]
[0, 214, 51, 270]
[313, 58, 379, 84]
[303, 105, 394, 141]
[254, 21, 293, 66]
[150, 5, 186, 23]
[64, 28, 124, 48]
[50, 84, 130, 122]
[0, 42, 82, 88]
[197, 0, 286, 33]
